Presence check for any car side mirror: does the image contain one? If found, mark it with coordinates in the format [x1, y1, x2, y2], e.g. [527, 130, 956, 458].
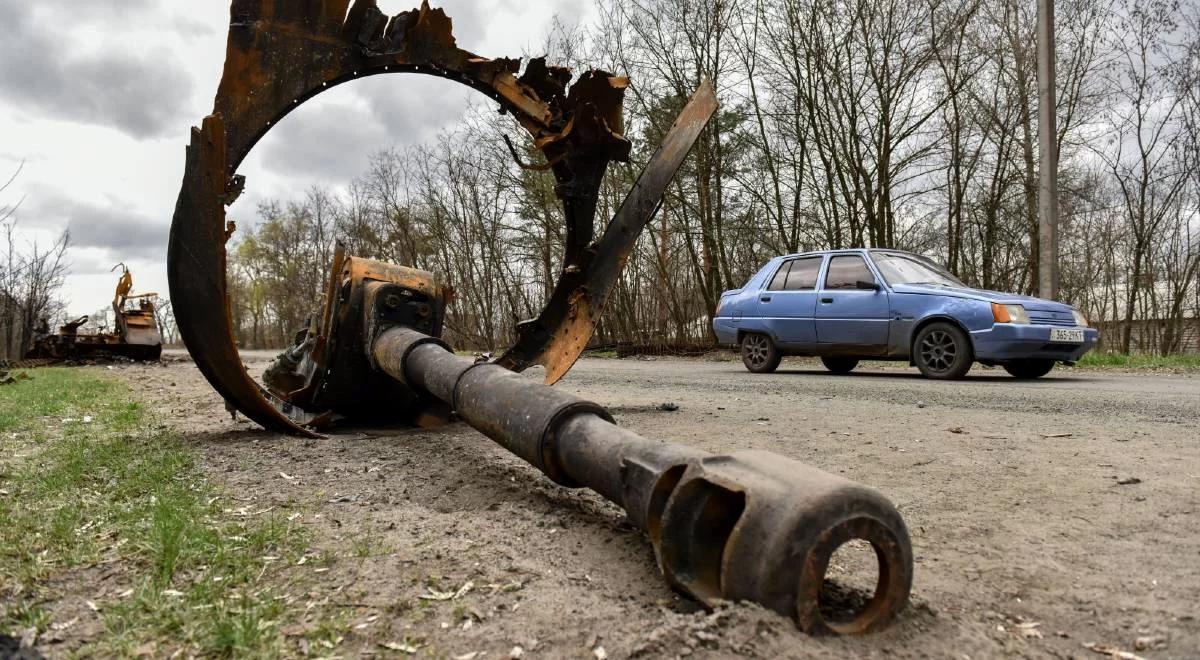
[856, 280, 880, 291]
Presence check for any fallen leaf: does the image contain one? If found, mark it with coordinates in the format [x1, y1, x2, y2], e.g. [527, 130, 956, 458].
[1083, 642, 1147, 660]
[419, 581, 474, 601]
[1116, 477, 1142, 486]
[947, 427, 966, 434]
[380, 641, 420, 653]
[51, 617, 79, 632]
[279, 472, 296, 481]
[454, 653, 482, 660]
[1133, 636, 1166, 651]
[1016, 622, 1043, 639]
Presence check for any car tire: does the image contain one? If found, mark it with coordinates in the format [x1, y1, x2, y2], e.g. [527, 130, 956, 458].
[820, 356, 859, 374]
[913, 322, 973, 380]
[1003, 359, 1055, 379]
[741, 333, 782, 373]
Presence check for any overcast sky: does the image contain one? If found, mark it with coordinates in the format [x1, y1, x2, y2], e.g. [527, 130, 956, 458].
[0, 0, 594, 317]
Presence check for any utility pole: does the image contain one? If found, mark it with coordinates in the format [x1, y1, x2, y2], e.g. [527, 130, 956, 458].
[1037, 0, 1059, 299]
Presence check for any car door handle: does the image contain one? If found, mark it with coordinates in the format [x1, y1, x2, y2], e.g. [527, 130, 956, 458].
[760, 296, 772, 303]
[820, 297, 834, 304]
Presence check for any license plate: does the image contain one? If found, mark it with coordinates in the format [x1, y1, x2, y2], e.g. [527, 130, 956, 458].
[1050, 328, 1084, 343]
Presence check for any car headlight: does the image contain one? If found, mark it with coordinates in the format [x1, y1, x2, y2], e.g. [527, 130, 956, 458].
[991, 303, 1029, 324]
[1072, 310, 1089, 327]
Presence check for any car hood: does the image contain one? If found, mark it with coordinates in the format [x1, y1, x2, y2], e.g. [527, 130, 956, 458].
[890, 283, 1074, 312]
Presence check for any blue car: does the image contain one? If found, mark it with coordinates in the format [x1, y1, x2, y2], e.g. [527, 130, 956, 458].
[713, 249, 1099, 379]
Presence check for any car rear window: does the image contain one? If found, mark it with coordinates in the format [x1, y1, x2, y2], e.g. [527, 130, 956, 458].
[824, 255, 875, 289]
[784, 257, 821, 290]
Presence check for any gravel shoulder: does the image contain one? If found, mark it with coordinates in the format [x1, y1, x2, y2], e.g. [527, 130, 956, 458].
[108, 353, 1200, 659]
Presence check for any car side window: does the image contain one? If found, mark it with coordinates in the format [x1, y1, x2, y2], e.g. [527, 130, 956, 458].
[784, 257, 821, 290]
[767, 262, 792, 291]
[824, 255, 875, 289]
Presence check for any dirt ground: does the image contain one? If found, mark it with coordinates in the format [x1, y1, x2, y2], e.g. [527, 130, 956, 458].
[103, 351, 1198, 659]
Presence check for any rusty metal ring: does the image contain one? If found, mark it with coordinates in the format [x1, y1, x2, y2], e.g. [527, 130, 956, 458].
[795, 515, 913, 635]
[169, 1, 633, 435]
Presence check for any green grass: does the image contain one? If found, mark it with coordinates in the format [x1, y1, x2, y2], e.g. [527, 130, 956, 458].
[0, 369, 308, 657]
[1074, 352, 1200, 370]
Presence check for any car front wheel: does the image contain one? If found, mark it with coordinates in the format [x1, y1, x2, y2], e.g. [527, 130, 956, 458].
[741, 333, 782, 373]
[914, 322, 973, 379]
[820, 356, 859, 374]
[1003, 359, 1055, 379]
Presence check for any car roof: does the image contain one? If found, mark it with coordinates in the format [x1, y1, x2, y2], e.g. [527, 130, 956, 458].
[777, 248, 919, 260]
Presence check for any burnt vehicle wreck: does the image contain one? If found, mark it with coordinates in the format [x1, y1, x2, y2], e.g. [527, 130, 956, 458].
[169, 0, 914, 635]
[27, 264, 163, 363]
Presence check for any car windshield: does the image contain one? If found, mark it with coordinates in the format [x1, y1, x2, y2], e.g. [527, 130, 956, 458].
[871, 252, 965, 287]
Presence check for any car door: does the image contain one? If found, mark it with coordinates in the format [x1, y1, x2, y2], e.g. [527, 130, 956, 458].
[815, 254, 890, 352]
[757, 256, 823, 345]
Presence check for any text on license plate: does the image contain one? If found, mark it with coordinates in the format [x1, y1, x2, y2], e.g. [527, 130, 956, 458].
[1050, 328, 1084, 343]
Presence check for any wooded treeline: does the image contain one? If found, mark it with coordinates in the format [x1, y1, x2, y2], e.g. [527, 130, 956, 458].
[0, 164, 69, 362]
[228, 0, 1200, 355]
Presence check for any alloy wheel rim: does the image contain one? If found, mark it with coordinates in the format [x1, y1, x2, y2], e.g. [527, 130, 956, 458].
[744, 335, 769, 367]
[920, 331, 957, 372]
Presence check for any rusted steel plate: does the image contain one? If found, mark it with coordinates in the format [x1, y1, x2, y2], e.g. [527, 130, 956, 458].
[496, 81, 719, 383]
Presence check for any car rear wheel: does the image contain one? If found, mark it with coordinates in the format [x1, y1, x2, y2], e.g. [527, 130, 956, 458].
[914, 322, 973, 380]
[741, 333, 781, 373]
[1003, 359, 1055, 379]
[820, 356, 859, 374]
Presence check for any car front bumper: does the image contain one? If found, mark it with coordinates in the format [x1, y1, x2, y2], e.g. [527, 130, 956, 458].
[970, 324, 1100, 362]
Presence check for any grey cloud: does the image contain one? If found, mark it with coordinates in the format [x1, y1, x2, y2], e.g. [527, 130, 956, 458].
[250, 76, 472, 183]
[0, 2, 194, 140]
[69, 251, 131, 278]
[44, 0, 158, 22]
[252, 94, 388, 183]
[170, 15, 217, 39]
[25, 191, 168, 257]
[366, 76, 475, 144]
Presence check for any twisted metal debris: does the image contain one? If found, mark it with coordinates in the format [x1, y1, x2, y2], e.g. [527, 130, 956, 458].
[168, 0, 914, 635]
